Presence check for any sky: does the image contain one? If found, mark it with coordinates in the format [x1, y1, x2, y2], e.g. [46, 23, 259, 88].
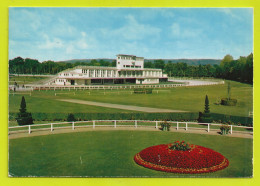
[9, 8, 253, 62]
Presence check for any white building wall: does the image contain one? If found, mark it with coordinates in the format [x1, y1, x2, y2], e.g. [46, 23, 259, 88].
[116, 55, 144, 69]
[76, 79, 85, 85]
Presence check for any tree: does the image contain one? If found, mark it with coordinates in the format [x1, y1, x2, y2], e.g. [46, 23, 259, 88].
[204, 95, 210, 113]
[198, 95, 212, 123]
[221, 54, 234, 65]
[154, 60, 165, 70]
[16, 96, 33, 125]
[227, 82, 231, 100]
[144, 61, 154, 68]
[67, 113, 76, 122]
[19, 96, 27, 113]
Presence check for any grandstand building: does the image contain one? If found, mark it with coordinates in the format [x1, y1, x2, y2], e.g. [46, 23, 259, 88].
[52, 54, 168, 85]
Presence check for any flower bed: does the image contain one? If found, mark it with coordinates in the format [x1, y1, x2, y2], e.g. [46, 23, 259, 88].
[134, 142, 229, 174]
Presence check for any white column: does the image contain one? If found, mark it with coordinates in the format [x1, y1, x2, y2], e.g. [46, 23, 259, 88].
[72, 122, 75, 130]
[177, 122, 179, 130]
[230, 125, 232, 134]
[186, 122, 188, 130]
[105, 70, 108, 77]
[87, 69, 89, 77]
[156, 121, 158, 129]
[28, 125, 31, 134]
[51, 123, 53, 131]
[114, 120, 117, 128]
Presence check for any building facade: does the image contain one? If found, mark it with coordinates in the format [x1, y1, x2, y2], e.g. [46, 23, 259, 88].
[51, 54, 167, 86]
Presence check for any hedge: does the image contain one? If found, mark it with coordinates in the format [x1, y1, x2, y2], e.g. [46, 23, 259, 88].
[9, 112, 253, 126]
[134, 88, 153, 94]
[9, 112, 198, 122]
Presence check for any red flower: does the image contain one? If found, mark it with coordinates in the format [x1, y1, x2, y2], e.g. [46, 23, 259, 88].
[134, 143, 229, 174]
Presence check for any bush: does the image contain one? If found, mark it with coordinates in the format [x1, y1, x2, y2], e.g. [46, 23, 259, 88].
[169, 141, 191, 151]
[15, 96, 33, 125]
[160, 121, 171, 131]
[221, 98, 237, 106]
[8, 112, 253, 126]
[16, 113, 34, 125]
[67, 113, 76, 122]
[220, 125, 230, 135]
[198, 95, 213, 123]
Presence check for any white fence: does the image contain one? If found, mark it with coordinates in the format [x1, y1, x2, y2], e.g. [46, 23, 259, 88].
[8, 120, 253, 136]
[25, 80, 224, 91]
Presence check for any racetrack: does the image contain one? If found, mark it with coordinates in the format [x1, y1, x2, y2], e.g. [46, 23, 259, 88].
[57, 99, 188, 113]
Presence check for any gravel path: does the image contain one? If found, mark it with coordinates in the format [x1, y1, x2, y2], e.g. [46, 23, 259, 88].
[57, 99, 188, 113]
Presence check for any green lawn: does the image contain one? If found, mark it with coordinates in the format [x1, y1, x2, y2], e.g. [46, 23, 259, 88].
[9, 130, 253, 177]
[9, 80, 253, 117]
[9, 76, 49, 85]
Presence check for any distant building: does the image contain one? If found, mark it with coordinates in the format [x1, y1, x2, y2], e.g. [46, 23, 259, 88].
[51, 54, 168, 85]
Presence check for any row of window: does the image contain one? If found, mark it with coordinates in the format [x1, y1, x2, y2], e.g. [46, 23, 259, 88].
[118, 56, 134, 60]
[57, 79, 68, 82]
[82, 69, 117, 78]
[122, 65, 141, 68]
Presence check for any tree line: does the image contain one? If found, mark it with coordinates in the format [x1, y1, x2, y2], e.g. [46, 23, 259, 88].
[144, 53, 253, 84]
[9, 57, 116, 75]
[9, 53, 253, 84]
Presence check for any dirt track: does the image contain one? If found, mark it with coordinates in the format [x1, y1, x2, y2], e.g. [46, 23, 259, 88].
[57, 99, 188, 113]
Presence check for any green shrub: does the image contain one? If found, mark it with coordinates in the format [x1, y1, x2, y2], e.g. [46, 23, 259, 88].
[67, 113, 76, 122]
[134, 88, 153, 94]
[15, 96, 33, 125]
[8, 112, 253, 126]
[220, 125, 230, 135]
[160, 121, 171, 131]
[221, 98, 237, 106]
[169, 141, 191, 151]
[198, 95, 213, 123]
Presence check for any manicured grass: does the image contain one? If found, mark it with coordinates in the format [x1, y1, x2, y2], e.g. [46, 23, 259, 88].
[9, 130, 252, 177]
[9, 80, 252, 116]
[9, 94, 132, 114]
[9, 76, 49, 85]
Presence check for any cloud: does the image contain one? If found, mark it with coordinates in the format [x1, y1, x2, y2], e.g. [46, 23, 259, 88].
[39, 34, 64, 49]
[170, 22, 202, 38]
[217, 8, 242, 20]
[101, 15, 161, 41]
[171, 23, 180, 36]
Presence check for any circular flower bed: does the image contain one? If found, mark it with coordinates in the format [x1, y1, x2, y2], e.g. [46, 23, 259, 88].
[134, 141, 229, 174]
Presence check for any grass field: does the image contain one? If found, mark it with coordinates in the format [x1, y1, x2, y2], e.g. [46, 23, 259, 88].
[9, 80, 253, 118]
[9, 130, 253, 177]
[9, 76, 49, 85]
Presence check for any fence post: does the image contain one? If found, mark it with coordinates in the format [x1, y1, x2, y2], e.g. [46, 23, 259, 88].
[186, 122, 188, 130]
[156, 121, 158, 129]
[230, 125, 232, 134]
[114, 120, 117, 128]
[28, 125, 31, 134]
[135, 120, 137, 128]
[72, 122, 75, 130]
[177, 122, 179, 130]
[208, 123, 210, 132]
[51, 123, 53, 131]
[93, 120, 95, 128]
